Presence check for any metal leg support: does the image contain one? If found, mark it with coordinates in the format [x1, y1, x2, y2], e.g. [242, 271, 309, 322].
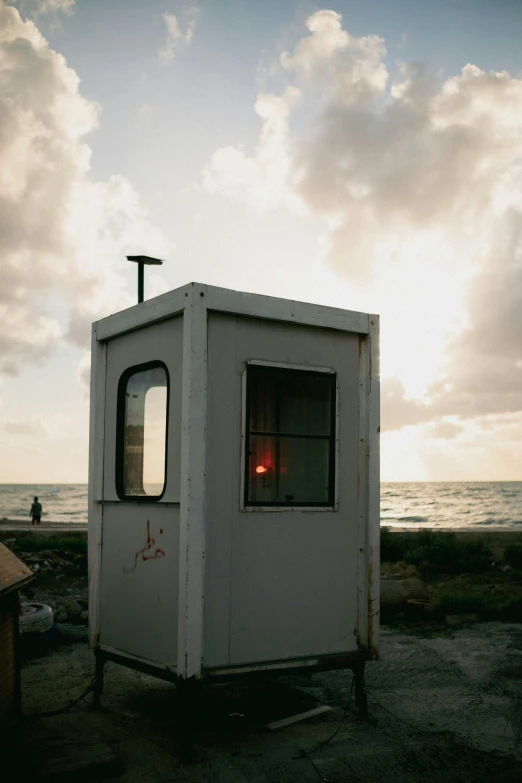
[176, 677, 200, 762]
[93, 650, 105, 709]
[351, 661, 368, 720]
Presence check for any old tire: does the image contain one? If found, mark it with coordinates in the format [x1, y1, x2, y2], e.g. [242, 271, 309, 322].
[19, 602, 54, 634]
[55, 623, 88, 642]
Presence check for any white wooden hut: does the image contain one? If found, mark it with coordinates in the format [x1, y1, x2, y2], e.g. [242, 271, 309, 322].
[88, 282, 379, 724]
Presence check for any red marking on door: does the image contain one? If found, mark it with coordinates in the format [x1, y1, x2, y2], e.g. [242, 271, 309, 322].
[124, 520, 166, 573]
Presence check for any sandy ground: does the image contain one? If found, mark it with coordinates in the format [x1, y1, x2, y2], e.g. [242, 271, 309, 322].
[13, 622, 522, 782]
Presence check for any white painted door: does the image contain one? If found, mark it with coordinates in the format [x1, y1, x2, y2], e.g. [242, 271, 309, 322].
[98, 318, 182, 667]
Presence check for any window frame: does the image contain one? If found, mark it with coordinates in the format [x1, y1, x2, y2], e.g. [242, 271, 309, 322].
[115, 359, 170, 502]
[240, 360, 339, 512]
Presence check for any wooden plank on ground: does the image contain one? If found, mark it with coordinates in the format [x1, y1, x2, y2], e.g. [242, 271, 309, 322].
[266, 705, 332, 730]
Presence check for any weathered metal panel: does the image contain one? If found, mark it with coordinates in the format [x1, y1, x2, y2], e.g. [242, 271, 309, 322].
[98, 504, 180, 667]
[204, 650, 371, 678]
[354, 319, 380, 656]
[95, 314, 184, 667]
[102, 317, 183, 503]
[203, 313, 237, 666]
[205, 313, 360, 667]
[177, 286, 208, 679]
[356, 334, 370, 651]
[96, 284, 191, 341]
[367, 316, 380, 655]
[97, 283, 370, 341]
[88, 324, 106, 649]
[206, 286, 370, 335]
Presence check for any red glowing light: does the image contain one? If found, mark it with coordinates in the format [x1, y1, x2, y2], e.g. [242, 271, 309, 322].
[255, 465, 267, 474]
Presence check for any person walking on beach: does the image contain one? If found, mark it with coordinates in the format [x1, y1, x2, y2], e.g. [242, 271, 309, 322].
[30, 496, 42, 525]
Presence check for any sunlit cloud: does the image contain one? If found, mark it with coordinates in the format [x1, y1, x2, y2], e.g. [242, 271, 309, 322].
[10, 0, 75, 16]
[3, 417, 50, 437]
[0, 1, 172, 377]
[158, 5, 199, 64]
[203, 9, 522, 453]
[202, 87, 303, 211]
[75, 351, 91, 394]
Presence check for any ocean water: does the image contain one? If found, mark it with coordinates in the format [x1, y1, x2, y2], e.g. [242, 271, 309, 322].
[1, 482, 521, 528]
[0, 484, 88, 525]
[381, 482, 522, 528]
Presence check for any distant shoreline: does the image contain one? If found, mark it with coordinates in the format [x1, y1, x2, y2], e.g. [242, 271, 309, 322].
[1, 520, 520, 538]
[0, 520, 520, 531]
[0, 520, 87, 531]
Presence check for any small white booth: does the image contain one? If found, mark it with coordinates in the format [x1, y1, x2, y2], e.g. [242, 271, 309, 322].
[88, 282, 379, 726]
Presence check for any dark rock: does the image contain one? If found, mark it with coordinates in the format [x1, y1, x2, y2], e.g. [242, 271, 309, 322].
[64, 599, 82, 616]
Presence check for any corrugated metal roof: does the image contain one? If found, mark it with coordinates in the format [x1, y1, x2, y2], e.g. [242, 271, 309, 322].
[0, 543, 34, 596]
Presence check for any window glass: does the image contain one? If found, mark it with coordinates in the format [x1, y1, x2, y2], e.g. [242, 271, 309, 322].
[119, 364, 168, 498]
[143, 386, 168, 495]
[249, 370, 332, 436]
[248, 435, 330, 504]
[246, 365, 335, 507]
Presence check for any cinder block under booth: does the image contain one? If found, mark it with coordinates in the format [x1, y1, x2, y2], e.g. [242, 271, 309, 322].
[88, 282, 380, 742]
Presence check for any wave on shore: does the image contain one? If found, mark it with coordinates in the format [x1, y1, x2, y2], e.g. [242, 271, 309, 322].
[2, 481, 522, 528]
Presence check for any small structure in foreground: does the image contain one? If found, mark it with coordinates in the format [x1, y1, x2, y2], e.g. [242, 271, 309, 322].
[0, 542, 34, 726]
[88, 282, 380, 747]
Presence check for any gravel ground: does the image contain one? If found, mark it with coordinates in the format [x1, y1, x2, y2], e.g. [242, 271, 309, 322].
[14, 622, 522, 782]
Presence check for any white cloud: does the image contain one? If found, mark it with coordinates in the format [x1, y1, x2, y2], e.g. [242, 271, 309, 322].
[381, 377, 431, 432]
[11, 0, 75, 16]
[41, 0, 74, 12]
[76, 351, 90, 392]
[3, 416, 50, 437]
[158, 6, 199, 64]
[203, 9, 522, 435]
[202, 87, 302, 210]
[426, 418, 464, 441]
[280, 10, 387, 101]
[0, 1, 172, 375]
[136, 103, 152, 130]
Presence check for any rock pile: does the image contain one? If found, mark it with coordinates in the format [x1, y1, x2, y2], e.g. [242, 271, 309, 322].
[53, 596, 89, 624]
[18, 548, 86, 577]
[5, 542, 90, 627]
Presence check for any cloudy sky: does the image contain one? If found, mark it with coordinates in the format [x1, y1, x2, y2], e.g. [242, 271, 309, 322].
[2, 0, 522, 483]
